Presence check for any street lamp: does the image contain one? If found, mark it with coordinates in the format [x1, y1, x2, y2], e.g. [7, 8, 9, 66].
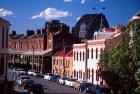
[32, 46, 35, 70]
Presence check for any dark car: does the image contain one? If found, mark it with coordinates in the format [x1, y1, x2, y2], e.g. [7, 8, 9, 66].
[51, 75, 61, 82]
[79, 82, 93, 93]
[22, 79, 34, 89]
[90, 85, 111, 94]
[28, 84, 44, 94]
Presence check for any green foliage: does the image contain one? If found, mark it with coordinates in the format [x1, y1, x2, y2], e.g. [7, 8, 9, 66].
[130, 19, 140, 93]
[99, 19, 140, 93]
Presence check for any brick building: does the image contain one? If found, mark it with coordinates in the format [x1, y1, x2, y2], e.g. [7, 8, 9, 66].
[52, 48, 73, 78]
[8, 20, 80, 73]
[73, 25, 122, 85]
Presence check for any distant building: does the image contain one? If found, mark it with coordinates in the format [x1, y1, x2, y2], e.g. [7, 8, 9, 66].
[8, 20, 80, 73]
[73, 26, 122, 85]
[52, 49, 73, 78]
[0, 18, 10, 80]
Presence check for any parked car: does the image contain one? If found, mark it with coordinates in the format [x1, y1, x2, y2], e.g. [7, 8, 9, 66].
[28, 84, 44, 94]
[21, 79, 34, 89]
[90, 85, 111, 94]
[32, 71, 40, 77]
[65, 78, 77, 87]
[58, 77, 68, 85]
[51, 75, 61, 82]
[44, 73, 53, 80]
[28, 70, 35, 76]
[17, 75, 30, 85]
[79, 82, 93, 93]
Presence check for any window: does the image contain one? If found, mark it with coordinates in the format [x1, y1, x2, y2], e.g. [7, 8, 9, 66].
[92, 69, 94, 83]
[96, 48, 98, 59]
[94, 35, 97, 40]
[91, 48, 93, 59]
[74, 70, 76, 77]
[80, 52, 81, 61]
[77, 52, 78, 61]
[83, 52, 84, 61]
[2, 27, 5, 48]
[87, 49, 89, 58]
[6, 28, 9, 48]
[74, 52, 76, 60]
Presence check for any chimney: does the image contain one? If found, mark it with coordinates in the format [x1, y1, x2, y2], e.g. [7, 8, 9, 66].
[42, 28, 46, 34]
[36, 29, 41, 35]
[114, 25, 122, 33]
[12, 30, 16, 36]
[27, 30, 34, 36]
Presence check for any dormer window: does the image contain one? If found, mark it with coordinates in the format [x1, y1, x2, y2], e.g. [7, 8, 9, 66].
[94, 35, 97, 40]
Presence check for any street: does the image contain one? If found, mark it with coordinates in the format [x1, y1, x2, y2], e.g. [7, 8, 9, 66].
[30, 76, 85, 94]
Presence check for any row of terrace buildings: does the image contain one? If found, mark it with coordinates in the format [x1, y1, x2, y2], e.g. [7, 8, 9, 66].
[7, 13, 123, 86]
[6, 13, 126, 87]
[8, 20, 80, 73]
[52, 26, 122, 86]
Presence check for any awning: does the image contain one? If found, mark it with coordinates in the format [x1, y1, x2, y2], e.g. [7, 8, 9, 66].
[21, 49, 52, 56]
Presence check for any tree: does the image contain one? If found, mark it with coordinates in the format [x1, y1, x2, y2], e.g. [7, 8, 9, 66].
[99, 26, 137, 94]
[129, 19, 140, 93]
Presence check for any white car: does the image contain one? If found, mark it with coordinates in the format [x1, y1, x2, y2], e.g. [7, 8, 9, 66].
[32, 71, 40, 76]
[17, 75, 30, 85]
[65, 78, 77, 87]
[28, 70, 35, 76]
[44, 73, 53, 80]
[58, 77, 68, 85]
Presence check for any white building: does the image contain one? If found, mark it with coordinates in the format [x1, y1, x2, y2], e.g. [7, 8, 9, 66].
[0, 18, 10, 81]
[73, 26, 122, 85]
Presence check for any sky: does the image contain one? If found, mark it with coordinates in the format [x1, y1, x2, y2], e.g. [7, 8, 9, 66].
[0, 0, 140, 34]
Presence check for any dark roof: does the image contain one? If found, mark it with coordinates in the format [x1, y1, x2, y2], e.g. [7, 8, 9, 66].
[0, 17, 10, 25]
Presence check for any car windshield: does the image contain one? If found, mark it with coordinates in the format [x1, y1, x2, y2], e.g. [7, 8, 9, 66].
[21, 77, 30, 79]
[48, 74, 53, 76]
[70, 79, 76, 81]
[84, 83, 93, 87]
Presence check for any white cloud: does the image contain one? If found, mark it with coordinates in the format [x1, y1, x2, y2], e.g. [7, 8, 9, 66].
[0, 8, 13, 17]
[31, 8, 71, 20]
[99, 0, 106, 2]
[81, 0, 86, 4]
[64, 0, 72, 2]
[76, 16, 81, 22]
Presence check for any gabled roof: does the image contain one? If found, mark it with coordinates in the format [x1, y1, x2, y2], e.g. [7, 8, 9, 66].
[53, 49, 73, 57]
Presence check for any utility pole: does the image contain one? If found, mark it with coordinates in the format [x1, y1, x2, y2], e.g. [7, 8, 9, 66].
[63, 39, 66, 77]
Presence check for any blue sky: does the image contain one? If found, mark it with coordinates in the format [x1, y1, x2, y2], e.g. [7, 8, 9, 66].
[0, 0, 140, 34]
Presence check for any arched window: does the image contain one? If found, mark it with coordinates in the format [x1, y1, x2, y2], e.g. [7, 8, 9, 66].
[92, 69, 94, 83]
[77, 52, 78, 61]
[91, 48, 93, 59]
[87, 49, 89, 58]
[96, 48, 98, 59]
[74, 52, 75, 60]
[80, 52, 81, 61]
[83, 52, 84, 61]
[74, 70, 76, 77]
